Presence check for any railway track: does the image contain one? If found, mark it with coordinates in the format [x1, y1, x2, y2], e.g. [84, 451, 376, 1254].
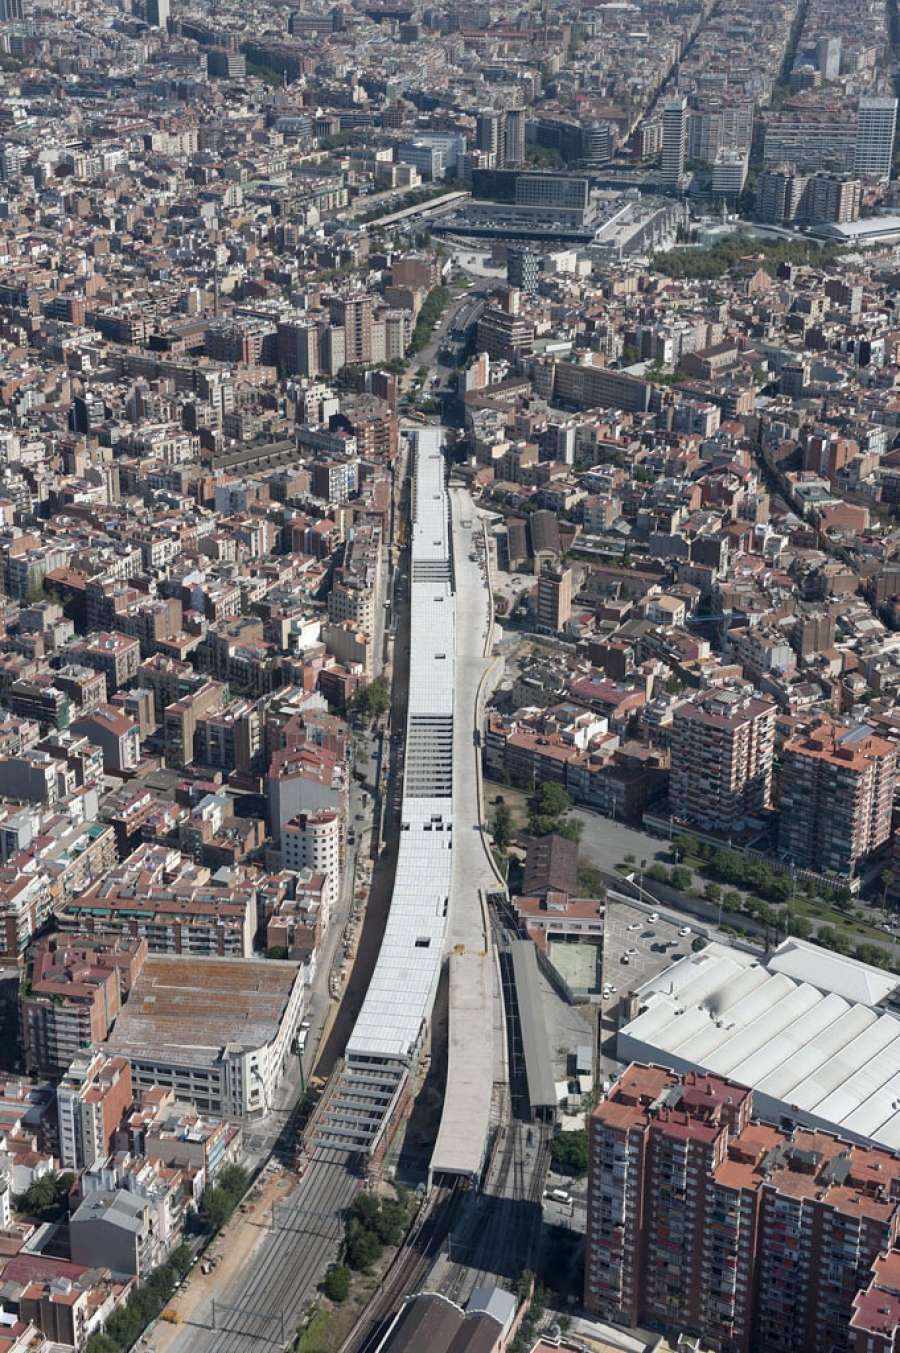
[441, 1120, 550, 1307]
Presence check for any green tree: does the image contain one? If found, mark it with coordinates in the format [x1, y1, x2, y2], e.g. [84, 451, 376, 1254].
[324, 1264, 351, 1302]
[673, 833, 700, 862]
[535, 782, 571, 818]
[491, 801, 513, 850]
[19, 1171, 74, 1222]
[786, 914, 813, 940]
[169, 1243, 193, 1279]
[704, 882, 721, 904]
[353, 675, 390, 721]
[882, 869, 894, 905]
[346, 1221, 382, 1270]
[556, 817, 583, 842]
[817, 926, 852, 955]
[528, 813, 560, 838]
[218, 1165, 248, 1198]
[549, 1129, 588, 1177]
[200, 1187, 232, 1231]
[670, 865, 692, 892]
[86, 1336, 120, 1353]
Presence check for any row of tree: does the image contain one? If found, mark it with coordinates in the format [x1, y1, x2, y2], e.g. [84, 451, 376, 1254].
[671, 833, 853, 908]
[351, 675, 390, 721]
[196, 1163, 250, 1233]
[409, 286, 450, 355]
[85, 1245, 194, 1353]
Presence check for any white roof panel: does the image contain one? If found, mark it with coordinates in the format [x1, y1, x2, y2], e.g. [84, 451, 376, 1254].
[730, 991, 850, 1087]
[768, 938, 898, 1007]
[618, 938, 900, 1151]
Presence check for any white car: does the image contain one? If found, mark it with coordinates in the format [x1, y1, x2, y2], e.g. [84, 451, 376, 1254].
[649, 912, 659, 922]
[626, 947, 639, 957]
[679, 926, 692, 936]
[627, 922, 641, 931]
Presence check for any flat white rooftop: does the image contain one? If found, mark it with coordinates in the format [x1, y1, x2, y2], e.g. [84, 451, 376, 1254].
[618, 939, 900, 1150]
[346, 428, 455, 1067]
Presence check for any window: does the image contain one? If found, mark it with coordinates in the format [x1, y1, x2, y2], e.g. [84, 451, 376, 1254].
[415, 937, 431, 948]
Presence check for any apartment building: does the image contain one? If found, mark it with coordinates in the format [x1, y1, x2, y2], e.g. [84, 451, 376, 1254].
[778, 718, 897, 878]
[536, 563, 573, 633]
[328, 293, 375, 366]
[586, 1064, 900, 1353]
[57, 1051, 133, 1171]
[59, 843, 256, 957]
[163, 679, 227, 769]
[22, 934, 147, 1077]
[7, 676, 71, 730]
[267, 743, 347, 842]
[669, 686, 776, 832]
[195, 699, 261, 775]
[71, 705, 141, 773]
[67, 632, 141, 699]
[282, 809, 341, 924]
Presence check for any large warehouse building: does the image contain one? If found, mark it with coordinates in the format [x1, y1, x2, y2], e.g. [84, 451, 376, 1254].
[617, 937, 900, 1150]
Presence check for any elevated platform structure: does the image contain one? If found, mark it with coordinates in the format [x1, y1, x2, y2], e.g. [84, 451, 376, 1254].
[313, 429, 455, 1160]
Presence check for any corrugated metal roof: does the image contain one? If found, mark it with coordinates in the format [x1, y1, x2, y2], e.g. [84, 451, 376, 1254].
[510, 940, 558, 1110]
[618, 939, 900, 1150]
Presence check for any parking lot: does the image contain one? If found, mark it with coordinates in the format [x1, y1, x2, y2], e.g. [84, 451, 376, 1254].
[597, 899, 695, 1083]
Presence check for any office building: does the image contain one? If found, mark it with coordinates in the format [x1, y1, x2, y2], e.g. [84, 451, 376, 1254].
[669, 685, 776, 832]
[207, 48, 246, 78]
[507, 246, 540, 294]
[778, 718, 897, 878]
[582, 120, 613, 167]
[514, 172, 589, 215]
[711, 147, 748, 200]
[504, 108, 526, 166]
[536, 562, 572, 633]
[661, 96, 687, 187]
[475, 109, 502, 159]
[57, 1051, 133, 1171]
[855, 96, 897, 181]
[817, 35, 841, 80]
[585, 1061, 900, 1353]
[145, 0, 169, 27]
[398, 141, 445, 180]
